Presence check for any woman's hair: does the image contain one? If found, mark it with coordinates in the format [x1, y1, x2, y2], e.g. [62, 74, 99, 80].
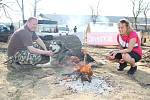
[119, 18, 133, 34]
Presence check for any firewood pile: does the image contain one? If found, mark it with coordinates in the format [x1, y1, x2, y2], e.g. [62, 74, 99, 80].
[142, 49, 150, 67]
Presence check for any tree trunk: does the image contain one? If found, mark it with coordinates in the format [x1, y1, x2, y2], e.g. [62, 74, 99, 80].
[21, 0, 25, 23]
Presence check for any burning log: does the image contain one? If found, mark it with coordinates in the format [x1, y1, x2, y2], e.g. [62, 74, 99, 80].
[62, 63, 93, 83]
[75, 64, 93, 83]
[61, 48, 94, 83]
[77, 64, 93, 77]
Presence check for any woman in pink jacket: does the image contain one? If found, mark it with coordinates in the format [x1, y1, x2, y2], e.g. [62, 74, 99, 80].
[106, 19, 142, 75]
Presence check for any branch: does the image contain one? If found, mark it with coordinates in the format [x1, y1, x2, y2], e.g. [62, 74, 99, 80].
[15, 0, 22, 9]
[144, 2, 150, 13]
[96, 0, 100, 16]
[131, 0, 136, 17]
[2, 5, 12, 20]
[90, 6, 94, 17]
[2, 3, 13, 11]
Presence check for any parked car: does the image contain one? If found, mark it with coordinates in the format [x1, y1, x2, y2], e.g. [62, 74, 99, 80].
[58, 26, 69, 34]
[37, 25, 72, 37]
[0, 24, 11, 42]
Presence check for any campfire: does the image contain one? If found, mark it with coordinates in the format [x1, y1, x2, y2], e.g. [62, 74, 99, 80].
[59, 48, 113, 94]
[59, 60, 113, 94]
[62, 63, 93, 83]
[59, 48, 93, 82]
[76, 64, 93, 82]
[59, 65, 113, 94]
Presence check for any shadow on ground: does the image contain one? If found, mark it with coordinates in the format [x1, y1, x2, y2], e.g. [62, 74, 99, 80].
[104, 63, 150, 88]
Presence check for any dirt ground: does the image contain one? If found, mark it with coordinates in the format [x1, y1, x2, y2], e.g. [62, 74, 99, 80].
[0, 42, 150, 100]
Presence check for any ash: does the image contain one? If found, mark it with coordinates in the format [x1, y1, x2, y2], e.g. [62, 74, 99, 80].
[59, 76, 113, 94]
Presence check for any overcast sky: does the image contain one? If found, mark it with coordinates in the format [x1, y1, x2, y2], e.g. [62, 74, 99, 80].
[0, 0, 150, 22]
[34, 0, 134, 16]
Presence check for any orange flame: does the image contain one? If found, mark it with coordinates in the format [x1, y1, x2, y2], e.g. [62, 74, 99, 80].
[74, 64, 93, 76]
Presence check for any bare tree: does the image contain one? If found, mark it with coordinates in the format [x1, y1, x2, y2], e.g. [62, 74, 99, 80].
[131, 0, 144, 30]
[90, 0, 100, 24]
[33, 0, 42, 17]
[0, 0, 13, 22]
[16, 0, 25, 23]
[124, 16, 135, 27]
[143, 2, 150, 32]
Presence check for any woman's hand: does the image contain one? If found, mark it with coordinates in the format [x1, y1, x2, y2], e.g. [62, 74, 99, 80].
[110, 51, 118, 58]
[106, 50, 118, 61]
[119, 59, 125, 63]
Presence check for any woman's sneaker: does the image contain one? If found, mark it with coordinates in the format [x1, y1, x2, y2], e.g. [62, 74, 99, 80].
[117, 62, 127, 71]
[127, 66, 137, 75]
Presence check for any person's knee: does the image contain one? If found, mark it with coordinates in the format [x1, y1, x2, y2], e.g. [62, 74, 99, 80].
[122, 54, 126, 60]
[122, 53, 135, 64]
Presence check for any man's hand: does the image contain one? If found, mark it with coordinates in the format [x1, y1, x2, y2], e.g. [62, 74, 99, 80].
[44, 50, 54, 56]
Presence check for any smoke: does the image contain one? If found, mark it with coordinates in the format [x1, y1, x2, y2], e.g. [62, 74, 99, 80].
[66, 15, 90, 32]
[90, 16, 118, 32]
[65, 15, 118, 33]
